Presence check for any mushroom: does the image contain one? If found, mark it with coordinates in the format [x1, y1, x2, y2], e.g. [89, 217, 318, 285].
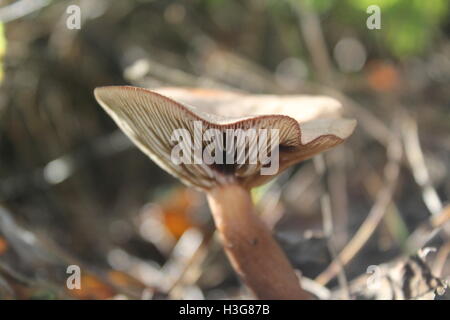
[94, 86, 356, 300]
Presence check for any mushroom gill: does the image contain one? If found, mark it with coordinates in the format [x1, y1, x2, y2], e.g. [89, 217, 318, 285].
[94, 86, 356, 190]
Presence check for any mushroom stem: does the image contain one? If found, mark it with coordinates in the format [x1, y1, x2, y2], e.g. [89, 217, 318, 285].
[207, 183, 312, 300]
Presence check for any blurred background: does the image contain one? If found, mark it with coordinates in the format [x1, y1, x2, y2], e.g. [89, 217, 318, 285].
[0, 0, 449, 299]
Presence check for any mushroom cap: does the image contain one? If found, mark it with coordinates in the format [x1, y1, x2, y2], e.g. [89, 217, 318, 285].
[94, 86, 356, 190]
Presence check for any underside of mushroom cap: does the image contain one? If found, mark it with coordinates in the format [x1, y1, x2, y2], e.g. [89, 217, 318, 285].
[94, 86, 356, 190]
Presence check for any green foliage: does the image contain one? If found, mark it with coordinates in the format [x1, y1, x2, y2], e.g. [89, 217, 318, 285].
[348, 0, 397, 10]
[0, 23, 6, 82]
[302, 0, 336, 13]
[198, 0, 448, 58]
[346, 0, 449, 57]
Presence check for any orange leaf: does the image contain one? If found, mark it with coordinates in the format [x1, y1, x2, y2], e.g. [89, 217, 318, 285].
[161, 188, 201, 239]
[0, 236, 8, 255]
[67, 274, 115, 300]
[366, 61, 400, 92]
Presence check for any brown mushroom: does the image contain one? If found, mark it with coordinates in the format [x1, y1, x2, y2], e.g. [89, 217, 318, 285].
[94, 85, 356, 300]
